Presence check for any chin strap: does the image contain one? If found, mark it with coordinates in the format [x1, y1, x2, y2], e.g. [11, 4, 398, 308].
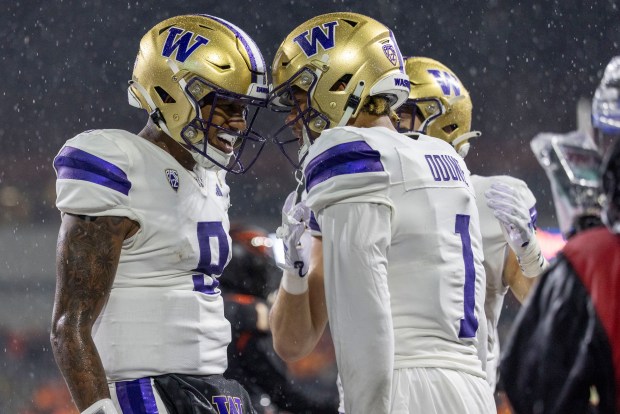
[128, 80, 174, 138]
[337, 80, 366, 127]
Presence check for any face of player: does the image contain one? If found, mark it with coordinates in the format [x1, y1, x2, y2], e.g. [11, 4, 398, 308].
[397, 107, 423, 132]
[200, 98, 248, 154]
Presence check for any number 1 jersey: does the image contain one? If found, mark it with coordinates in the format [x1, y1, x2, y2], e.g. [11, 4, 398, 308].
[305, 126, 488, 379]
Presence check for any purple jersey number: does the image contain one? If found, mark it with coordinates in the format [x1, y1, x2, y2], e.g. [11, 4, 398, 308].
[455, 214, 478, 338]
[192, 221, 229, 295]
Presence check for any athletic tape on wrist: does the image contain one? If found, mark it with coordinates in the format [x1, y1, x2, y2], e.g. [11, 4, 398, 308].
[281, 269, 309, 295]
[517, 236, 549, 278]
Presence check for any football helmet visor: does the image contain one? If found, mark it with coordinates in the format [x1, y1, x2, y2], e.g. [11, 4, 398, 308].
[127, 14, 269, 174]
[397, 56, 480, 158]
[268, 12, 410, 169]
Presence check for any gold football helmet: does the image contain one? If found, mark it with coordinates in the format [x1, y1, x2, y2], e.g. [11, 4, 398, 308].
[269, 12, 410, 167]
[128, 14, 269, 173]
[397, 56, 480, 158]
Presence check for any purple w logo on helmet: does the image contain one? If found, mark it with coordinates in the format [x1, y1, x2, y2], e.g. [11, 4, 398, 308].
[427, 69, 462, 97]
[162, 27, 209, 63]
[293, 21, 338, 57]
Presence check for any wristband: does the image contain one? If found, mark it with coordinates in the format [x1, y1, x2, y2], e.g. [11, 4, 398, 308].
[280, 269, 309, 295]
[517, 236, 549, 278]
[82, 398, 119, 414]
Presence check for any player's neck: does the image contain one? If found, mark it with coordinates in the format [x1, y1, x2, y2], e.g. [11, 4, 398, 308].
[138, 122, 196, 171]
[349, 112, 397, 131]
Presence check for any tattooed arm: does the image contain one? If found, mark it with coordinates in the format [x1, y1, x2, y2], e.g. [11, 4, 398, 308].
[50, 213, 138, 411]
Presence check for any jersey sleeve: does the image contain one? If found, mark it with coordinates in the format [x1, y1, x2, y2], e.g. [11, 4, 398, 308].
[53, 130, 137, 220]
[303, 127, 392, 214]
[321, 202, 393, 414]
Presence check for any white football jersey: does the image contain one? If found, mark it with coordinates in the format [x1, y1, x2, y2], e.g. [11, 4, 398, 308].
[305, 126, 488, 412]
[54, 129, 233, 381]
[471, 174, 537, 389]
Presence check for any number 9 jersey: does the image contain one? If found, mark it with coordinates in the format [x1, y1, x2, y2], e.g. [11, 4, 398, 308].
[53, 129, 233, 381]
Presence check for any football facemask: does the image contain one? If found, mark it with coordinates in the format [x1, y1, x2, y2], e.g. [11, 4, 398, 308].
[127, 14, 269, 174]
[269, 12, 410, 169]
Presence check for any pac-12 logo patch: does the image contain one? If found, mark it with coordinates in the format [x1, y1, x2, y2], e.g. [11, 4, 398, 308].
[165, 169, 180, 191]
[382, 44, 398, 66]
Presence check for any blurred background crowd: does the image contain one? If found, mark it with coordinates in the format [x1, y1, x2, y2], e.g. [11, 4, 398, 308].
[1, 0, 619, 412]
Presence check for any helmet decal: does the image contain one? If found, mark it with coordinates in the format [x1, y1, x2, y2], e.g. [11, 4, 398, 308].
[161, 27, 209, 62]
[293, 21, 338, 57]
[203, 14, 267, 86]
[397, 56, 478, 156]
[428, 69, 462, 97]
[388, 30, 405, 72]
[382, 44, 398, 66]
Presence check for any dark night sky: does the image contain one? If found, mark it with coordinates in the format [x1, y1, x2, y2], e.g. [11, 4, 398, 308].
[1, 0, 619, 230]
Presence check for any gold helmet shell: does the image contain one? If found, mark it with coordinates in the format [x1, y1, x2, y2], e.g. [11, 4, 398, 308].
[401, 56, 479, 157]
[269, 12, 410, 166]
[127, 14, 269, 172]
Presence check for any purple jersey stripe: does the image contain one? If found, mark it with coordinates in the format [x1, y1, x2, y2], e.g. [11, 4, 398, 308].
[54, 146, 131, 196]
[115, 378, 159, 413]
[309, 211, 321, 233]
[305, 141, 384, 191]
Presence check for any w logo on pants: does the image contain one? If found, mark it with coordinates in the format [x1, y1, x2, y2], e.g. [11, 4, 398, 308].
[212, 396, 244, 414]
[293, 21, 338, 57]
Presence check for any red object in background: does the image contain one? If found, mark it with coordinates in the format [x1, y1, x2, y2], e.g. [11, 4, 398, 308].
[20, 379, 78, 414]
[537, 228, 566, 260]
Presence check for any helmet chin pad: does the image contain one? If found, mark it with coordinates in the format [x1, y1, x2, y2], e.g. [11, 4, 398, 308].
[190, 135, 233, 171]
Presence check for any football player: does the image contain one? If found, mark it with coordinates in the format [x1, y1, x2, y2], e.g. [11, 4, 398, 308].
[501, 56, 620, 414]
[268, 12, 495, 413]
[396, 56, 549, 391]
[50, 15, 268, 414]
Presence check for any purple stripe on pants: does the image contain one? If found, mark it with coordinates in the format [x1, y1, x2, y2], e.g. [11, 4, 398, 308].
[115, 377, 159, 413]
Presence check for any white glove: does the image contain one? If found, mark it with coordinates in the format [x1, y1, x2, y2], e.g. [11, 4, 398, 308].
[276, 191, 312, 293]
[485, 182, 548, 277]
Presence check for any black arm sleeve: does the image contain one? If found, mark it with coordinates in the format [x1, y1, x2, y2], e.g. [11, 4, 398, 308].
[500, 256, 615, 414]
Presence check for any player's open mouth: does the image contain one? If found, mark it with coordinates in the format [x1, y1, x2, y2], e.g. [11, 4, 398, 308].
[215, 133, 237, 153]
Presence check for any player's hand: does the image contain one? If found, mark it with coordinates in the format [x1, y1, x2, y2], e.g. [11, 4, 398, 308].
[485, 182, 548, 277]
[276, 190, 311, 277]
[485, 182, 533, 251]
